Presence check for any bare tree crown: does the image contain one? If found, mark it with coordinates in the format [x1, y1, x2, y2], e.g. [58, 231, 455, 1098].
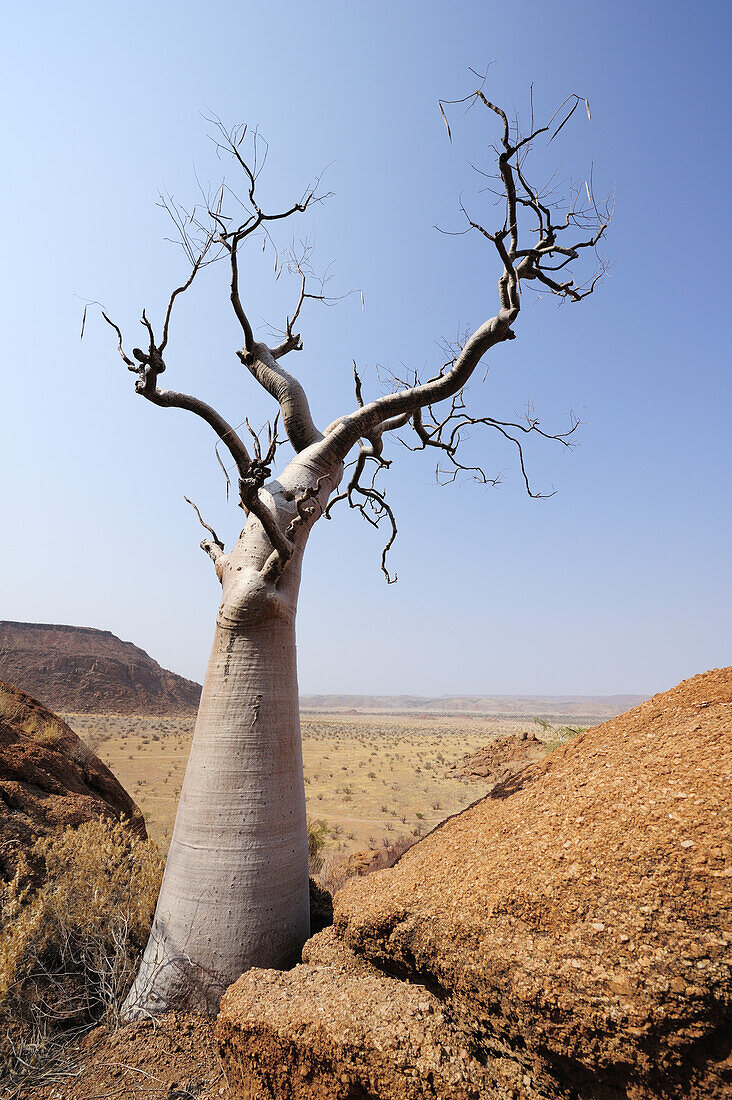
[99, 88, 611, 584]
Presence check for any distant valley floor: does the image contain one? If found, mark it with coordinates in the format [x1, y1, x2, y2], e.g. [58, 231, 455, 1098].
[66, 711, 563, 859]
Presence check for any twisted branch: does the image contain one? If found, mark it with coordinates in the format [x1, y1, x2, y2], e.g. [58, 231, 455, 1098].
[325, 441, 398, 584]
[205, 121, 331, 453]
[102, 304, 294, 581]
[405, 394, 579, 497]
[315, 88, 610, 472]
[184, 496, 226, 571]
[101, 90, 610, 589]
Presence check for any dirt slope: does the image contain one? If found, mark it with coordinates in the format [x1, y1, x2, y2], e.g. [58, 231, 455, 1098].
[0, 621, 201, 715]
[218, 667, 732, 1099]
[0, 681, 146, 884]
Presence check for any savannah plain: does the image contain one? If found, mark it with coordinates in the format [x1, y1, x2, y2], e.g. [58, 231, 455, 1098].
[65, 707, 599, 860]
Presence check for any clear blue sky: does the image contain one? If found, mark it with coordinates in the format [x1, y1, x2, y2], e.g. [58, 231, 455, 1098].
[1, 1, 729, 696]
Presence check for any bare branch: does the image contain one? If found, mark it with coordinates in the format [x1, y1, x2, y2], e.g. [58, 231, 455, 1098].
[193, 124, 336, 456]
[243, 489, 293, 570]
[143, 381, 253, 482]
[101, 312, 135, 369]
[184, 495, 223, 550]
[215, 444, 231, 502]
[228, 235, 256, 351]
[203, 120, 331, 360]
[269, 249, 342, 360]
[244, 413, 281, 469]
[353, 360, 365, 408]
[271, 262, 308, 357]
[401, 393, 578, 497]
[101, 302, 253, 482]
[238, 342, 322, 453]
[102, 90, 609, 592]
[325, 444, 398, 583]
[103, 305, 300, 582]
[184, 495, 227, 575]
[159, 249, 211, 353]
[313, 87, 609, 473]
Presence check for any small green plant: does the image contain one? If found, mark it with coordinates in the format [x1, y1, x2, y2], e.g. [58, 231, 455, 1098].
[534, 715, 584, 752]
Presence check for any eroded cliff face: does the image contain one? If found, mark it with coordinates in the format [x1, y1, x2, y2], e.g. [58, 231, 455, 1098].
[217, 667, 732, 1100]
[0, 621, 201, 715]
[0, 681, 146, 885]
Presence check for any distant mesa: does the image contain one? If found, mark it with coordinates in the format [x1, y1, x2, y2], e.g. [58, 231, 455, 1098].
[0, 621, 201, 716]
[300, 692, 646, 721]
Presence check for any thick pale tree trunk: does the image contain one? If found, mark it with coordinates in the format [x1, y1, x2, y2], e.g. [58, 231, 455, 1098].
[123, 448, 338, 1017]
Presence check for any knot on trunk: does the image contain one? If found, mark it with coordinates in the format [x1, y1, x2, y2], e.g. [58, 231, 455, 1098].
[219, 565, 294, 628]
[238, 463, 272, 509]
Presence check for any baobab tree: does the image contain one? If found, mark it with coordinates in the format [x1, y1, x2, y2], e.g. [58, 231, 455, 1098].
[101, 86, 610, 1017]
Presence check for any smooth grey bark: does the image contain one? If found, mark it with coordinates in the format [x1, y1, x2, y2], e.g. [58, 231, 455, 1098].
[123, 449, 338, 1016]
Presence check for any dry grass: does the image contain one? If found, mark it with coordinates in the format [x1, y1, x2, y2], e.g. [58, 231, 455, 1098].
[0, 819, 163, 1096]
[62, 714, 195, 843]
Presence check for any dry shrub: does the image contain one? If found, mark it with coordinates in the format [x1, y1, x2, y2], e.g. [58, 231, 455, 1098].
[307, 818, 332, 876]
[316, 834, 417, 898]
[0, 817, 163, 1093]
[316, 853, 355, 897]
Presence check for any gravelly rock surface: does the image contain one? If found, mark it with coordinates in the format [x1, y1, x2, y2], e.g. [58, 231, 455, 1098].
[218, 927, 503, 1100]
[218, 667, 732, 1099]
[0, 680, 146, 883]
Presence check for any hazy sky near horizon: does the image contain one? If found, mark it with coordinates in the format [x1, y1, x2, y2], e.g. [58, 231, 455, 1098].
[1, 1, 729, 697]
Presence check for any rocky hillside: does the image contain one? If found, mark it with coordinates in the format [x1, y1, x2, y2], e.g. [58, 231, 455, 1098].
[0, 621, 201, 715]
[449, 728, 546, 785]
[218, 667, 732, 1099]
[0, 681, 146, 885]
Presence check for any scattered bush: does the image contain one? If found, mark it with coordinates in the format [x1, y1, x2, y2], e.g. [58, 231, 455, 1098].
[316, 854, 352, 897]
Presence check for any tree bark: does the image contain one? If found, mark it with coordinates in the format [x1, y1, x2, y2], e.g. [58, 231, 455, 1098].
[123, 448, 338, 1017]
